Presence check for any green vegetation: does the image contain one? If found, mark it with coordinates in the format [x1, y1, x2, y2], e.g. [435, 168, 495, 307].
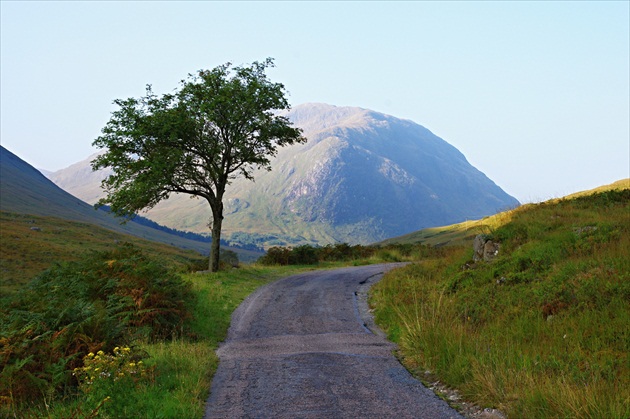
[0, 211, 207, 296]
[2, 180, 627, 417]
[378, 179, 629, 248]
[92, 58, 305, 271]
[258, 242, 438, 266]
[1, 245, 192, 413]
[371, 189, 630, 418]
[0, 242, 312, 417]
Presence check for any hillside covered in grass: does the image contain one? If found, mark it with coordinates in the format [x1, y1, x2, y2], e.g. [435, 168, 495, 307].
[371, 187, 629, 418]
[378, 178, 629, 248]
[0, 211, 208, 296]
[0, 146, 263, 264]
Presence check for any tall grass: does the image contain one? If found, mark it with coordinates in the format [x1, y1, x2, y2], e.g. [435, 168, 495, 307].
[371, 190, 630, 418]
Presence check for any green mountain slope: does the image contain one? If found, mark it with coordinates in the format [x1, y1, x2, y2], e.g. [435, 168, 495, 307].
[378, 178, 629, 247]
[0, 146, 261, 260]
[0, 211, 207, 295]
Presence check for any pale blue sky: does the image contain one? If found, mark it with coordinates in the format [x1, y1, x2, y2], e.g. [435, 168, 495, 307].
[1, 1, 628, 203]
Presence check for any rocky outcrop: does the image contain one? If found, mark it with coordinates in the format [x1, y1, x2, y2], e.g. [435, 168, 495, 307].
[473, 234, 500, 262]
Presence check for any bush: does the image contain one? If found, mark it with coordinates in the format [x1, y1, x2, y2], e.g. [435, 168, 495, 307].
[0, 243, 192, 407]
[258, 242, 439, 265]
[258, 246, 292, 265]
[72, 346, 152, 417]
[289, 245, 319, 265]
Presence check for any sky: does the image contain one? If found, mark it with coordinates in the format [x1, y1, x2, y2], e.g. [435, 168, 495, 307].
[1, 1, 628, 203]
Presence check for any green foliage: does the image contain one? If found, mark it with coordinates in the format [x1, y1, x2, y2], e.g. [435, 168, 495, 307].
[72, 347, 151, 417]
[371, 189, 630, 418]
[219, 249, 240, 268]
[92, 58, 305, 272]
[258, 242, 436, 265]
[0, 244, 192, 409]
[0, 211, 207, 296]
[3, 261, 315, 418]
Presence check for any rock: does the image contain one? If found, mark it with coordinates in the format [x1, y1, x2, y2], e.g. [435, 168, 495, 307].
[573, 226, 598, 235]
[473, 235, 486, 262]
[483, 240, 500, 261]
[30, 227, 42, 231]
[473, 234, 500, 262]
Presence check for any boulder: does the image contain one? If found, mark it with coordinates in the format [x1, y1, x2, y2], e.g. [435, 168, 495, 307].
[473, 234, 499, 262]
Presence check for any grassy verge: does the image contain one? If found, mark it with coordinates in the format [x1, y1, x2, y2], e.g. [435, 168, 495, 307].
[370, 189, 630, 418]
[136, 265, 317, 418]
[3, 264, 318, 418]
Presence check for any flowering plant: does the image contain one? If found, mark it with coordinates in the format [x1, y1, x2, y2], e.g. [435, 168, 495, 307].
[73, 347, 151, 416]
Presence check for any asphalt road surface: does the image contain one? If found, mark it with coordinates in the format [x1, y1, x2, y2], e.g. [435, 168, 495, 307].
[204, 264, 464, 419]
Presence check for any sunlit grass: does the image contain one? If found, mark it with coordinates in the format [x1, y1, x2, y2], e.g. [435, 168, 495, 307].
[0, 211, 206, 296]
[371, 189, 630, 418]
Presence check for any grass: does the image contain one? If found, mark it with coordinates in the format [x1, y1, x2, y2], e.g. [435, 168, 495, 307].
[3, 263, 320, 418]
[370, 188, 630, 418]
[377, 178, 629, 248]
[0, 211, 207, 296]
[3, 180, 628, 417]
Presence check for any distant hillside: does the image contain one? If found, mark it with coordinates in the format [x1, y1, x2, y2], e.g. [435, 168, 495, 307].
[378, 178, 630, 247]
[0, 146, 262, 260]
[50, 103, 519, 248]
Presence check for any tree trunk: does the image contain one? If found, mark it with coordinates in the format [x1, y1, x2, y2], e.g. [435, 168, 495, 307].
[209, 202, 224, 272]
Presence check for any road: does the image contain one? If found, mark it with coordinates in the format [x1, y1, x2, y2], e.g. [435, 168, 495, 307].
[204, 263, 464, 419]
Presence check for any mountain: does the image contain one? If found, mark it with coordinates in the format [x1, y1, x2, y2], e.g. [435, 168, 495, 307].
[0, 146, 261, 259]
[49, 103, 519, 247]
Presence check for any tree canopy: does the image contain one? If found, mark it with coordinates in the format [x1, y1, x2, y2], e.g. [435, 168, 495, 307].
[92, 58, 305, 271]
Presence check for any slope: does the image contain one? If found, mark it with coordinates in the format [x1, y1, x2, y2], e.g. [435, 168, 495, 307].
[371, 184, 630, 418]
[0, 146, 260, 260]
[377, 178, 630, 247]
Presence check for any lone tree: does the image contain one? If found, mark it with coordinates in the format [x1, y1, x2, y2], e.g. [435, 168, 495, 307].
[92, 59, 305, 271]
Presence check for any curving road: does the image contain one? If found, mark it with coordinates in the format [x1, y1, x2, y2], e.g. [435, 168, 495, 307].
[204, 264, 463, 419]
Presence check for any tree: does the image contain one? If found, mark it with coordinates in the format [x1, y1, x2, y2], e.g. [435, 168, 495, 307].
[92, 59, 306, 272]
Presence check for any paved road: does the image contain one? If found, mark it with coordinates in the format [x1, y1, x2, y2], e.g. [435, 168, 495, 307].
[204, 264, 464, 419]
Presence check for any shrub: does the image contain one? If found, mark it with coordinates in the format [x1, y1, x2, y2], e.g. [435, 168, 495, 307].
[258, 242, 440, 265]
[0, 243, 192, 408]
[258, 246, 292, 265]
[289, 245, 319, 265]
[72, 346, 152, 417]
